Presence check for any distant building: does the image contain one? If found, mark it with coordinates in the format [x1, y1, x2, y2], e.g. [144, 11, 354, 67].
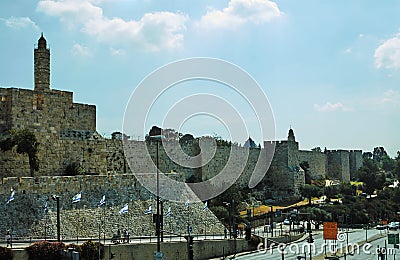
[264, 128, 362, 198]
[244, 137, 257, 148]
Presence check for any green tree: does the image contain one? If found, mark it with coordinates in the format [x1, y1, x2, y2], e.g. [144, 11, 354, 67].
[324, 185, 339, 202]
[339, 182, 357, 196]
[300, 184, 323, 205]
[299, 161, 311, 184]
[11, 129, 39, 177]
[64, 162, 85, 176]
[0, 129, 39, 177]
[395, 151, 400, 180]
[363, 152, 373, 160]
[373, 147, 387, 163]
[357, 156, 385, 194]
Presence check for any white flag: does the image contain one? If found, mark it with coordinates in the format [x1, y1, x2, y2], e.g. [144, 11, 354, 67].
[44, 201, 48, 213]
[72, 192, 81, 203]
[119, 203, 128, 214]
[98, 195, 105, 207]
[145, 205, 152, 214]
[6, 190, 14, 204]
[165, 206, 171, 216]
[202, 201, 208, 211]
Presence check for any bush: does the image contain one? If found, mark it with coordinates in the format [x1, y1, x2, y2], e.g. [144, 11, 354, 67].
[64, 162, 85, 176]
[80, 240, 104, 260]
[249, 235, 262, 247]
[26, 241, 65, 260]
[0, 246, 13, 260]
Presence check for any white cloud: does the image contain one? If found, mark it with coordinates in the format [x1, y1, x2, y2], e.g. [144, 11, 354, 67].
[313, 102, 353, 112]
[365, 89, 400, 106]
[83, 11, 188, 51]
[37, 0, 102, 28]
[71, 43, 91, 56]
[1, 17, 39, 31]
[374, 34, 400, 69]
[110, 47, 126, 56]
[198, 0, 283, 30]
[37, 0, 188, 51]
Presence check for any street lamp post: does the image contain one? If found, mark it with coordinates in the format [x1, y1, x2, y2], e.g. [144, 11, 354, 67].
[156, 138, 161, 253]
[150, 135, 164, 260]
[51, 195, 60, 242]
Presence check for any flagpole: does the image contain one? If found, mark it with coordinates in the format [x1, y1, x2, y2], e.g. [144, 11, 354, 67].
[103, 202, 106, 245]
[44, 202, 46, 241]
[156, 139, 161, 253]
[76, 203, 79, 244]
[51, 195, 60, 242]
[187, 201, 190, 235]
[126, 209, 128, 243]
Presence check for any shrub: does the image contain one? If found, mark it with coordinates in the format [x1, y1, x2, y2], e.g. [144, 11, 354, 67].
[26, 241, 65, 260]
[0, 246, 13, 260]
[64, 162, 85, 176]
[249, 235, 262, 247]
[80, 240, 104, 260]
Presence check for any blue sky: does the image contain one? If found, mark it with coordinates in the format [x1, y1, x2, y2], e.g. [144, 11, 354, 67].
[1, 0, 399, 157]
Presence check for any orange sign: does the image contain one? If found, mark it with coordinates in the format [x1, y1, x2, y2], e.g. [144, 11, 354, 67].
[323, 222, 338, 240]
[381, 220, 388, 225]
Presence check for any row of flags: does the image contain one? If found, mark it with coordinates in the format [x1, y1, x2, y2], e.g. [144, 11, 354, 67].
[144, 201, 208, 216]
[5, 190, 209, 216]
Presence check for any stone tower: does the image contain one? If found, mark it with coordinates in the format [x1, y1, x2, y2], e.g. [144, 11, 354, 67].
[34, 33, 50, 91]
[288, 127, 295, 142]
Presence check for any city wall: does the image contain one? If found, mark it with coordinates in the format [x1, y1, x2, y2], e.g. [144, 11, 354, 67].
[298, 150, 326, 180]
[12, 239, 254, 260]
[0, 174, 224, 238]
[326, 150, 350, 182]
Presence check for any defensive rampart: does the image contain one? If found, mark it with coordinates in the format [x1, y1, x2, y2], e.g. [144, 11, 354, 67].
[0, 174, 224, 239]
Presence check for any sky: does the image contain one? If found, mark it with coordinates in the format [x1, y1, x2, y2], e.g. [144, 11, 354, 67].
[0, 0, 399, 157]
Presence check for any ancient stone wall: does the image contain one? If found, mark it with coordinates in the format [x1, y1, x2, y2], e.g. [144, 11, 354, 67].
[0, 175, 224, 238]
[326, 150, 350, 182]
[0, 89, 12, 134]
[298, 150, 326, 180]
[263, 141, 291, 198]
[1, 88, 96, 138]
[349, 150, 362, 180]
[0, 139, 107, 177]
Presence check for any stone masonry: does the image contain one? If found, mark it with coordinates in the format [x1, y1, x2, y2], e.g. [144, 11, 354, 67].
[0, 35, 363, 238]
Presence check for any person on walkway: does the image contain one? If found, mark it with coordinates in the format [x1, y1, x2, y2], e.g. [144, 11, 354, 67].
[117, 229, 121, 243]
[224, 227, 227, 239]
[6, 230, 11, 248]
[125, 229, 130, 243]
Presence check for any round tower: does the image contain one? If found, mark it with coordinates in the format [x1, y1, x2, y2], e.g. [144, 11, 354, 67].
[34, 33, 50, 91]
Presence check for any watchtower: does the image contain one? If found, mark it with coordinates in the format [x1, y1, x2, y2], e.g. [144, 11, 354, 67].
[34, 33, 50, 91]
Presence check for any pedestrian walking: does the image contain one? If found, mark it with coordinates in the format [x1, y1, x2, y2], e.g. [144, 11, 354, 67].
[6, 230, 11, 247]
[224, 227, 227, 239]
[125, 229, 130, 243]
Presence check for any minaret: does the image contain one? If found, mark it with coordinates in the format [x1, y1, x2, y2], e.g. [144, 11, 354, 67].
[34, 33, 50, 91]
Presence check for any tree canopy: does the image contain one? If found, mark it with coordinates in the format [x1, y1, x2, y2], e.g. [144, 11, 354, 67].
[0, 129, 39, 177]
